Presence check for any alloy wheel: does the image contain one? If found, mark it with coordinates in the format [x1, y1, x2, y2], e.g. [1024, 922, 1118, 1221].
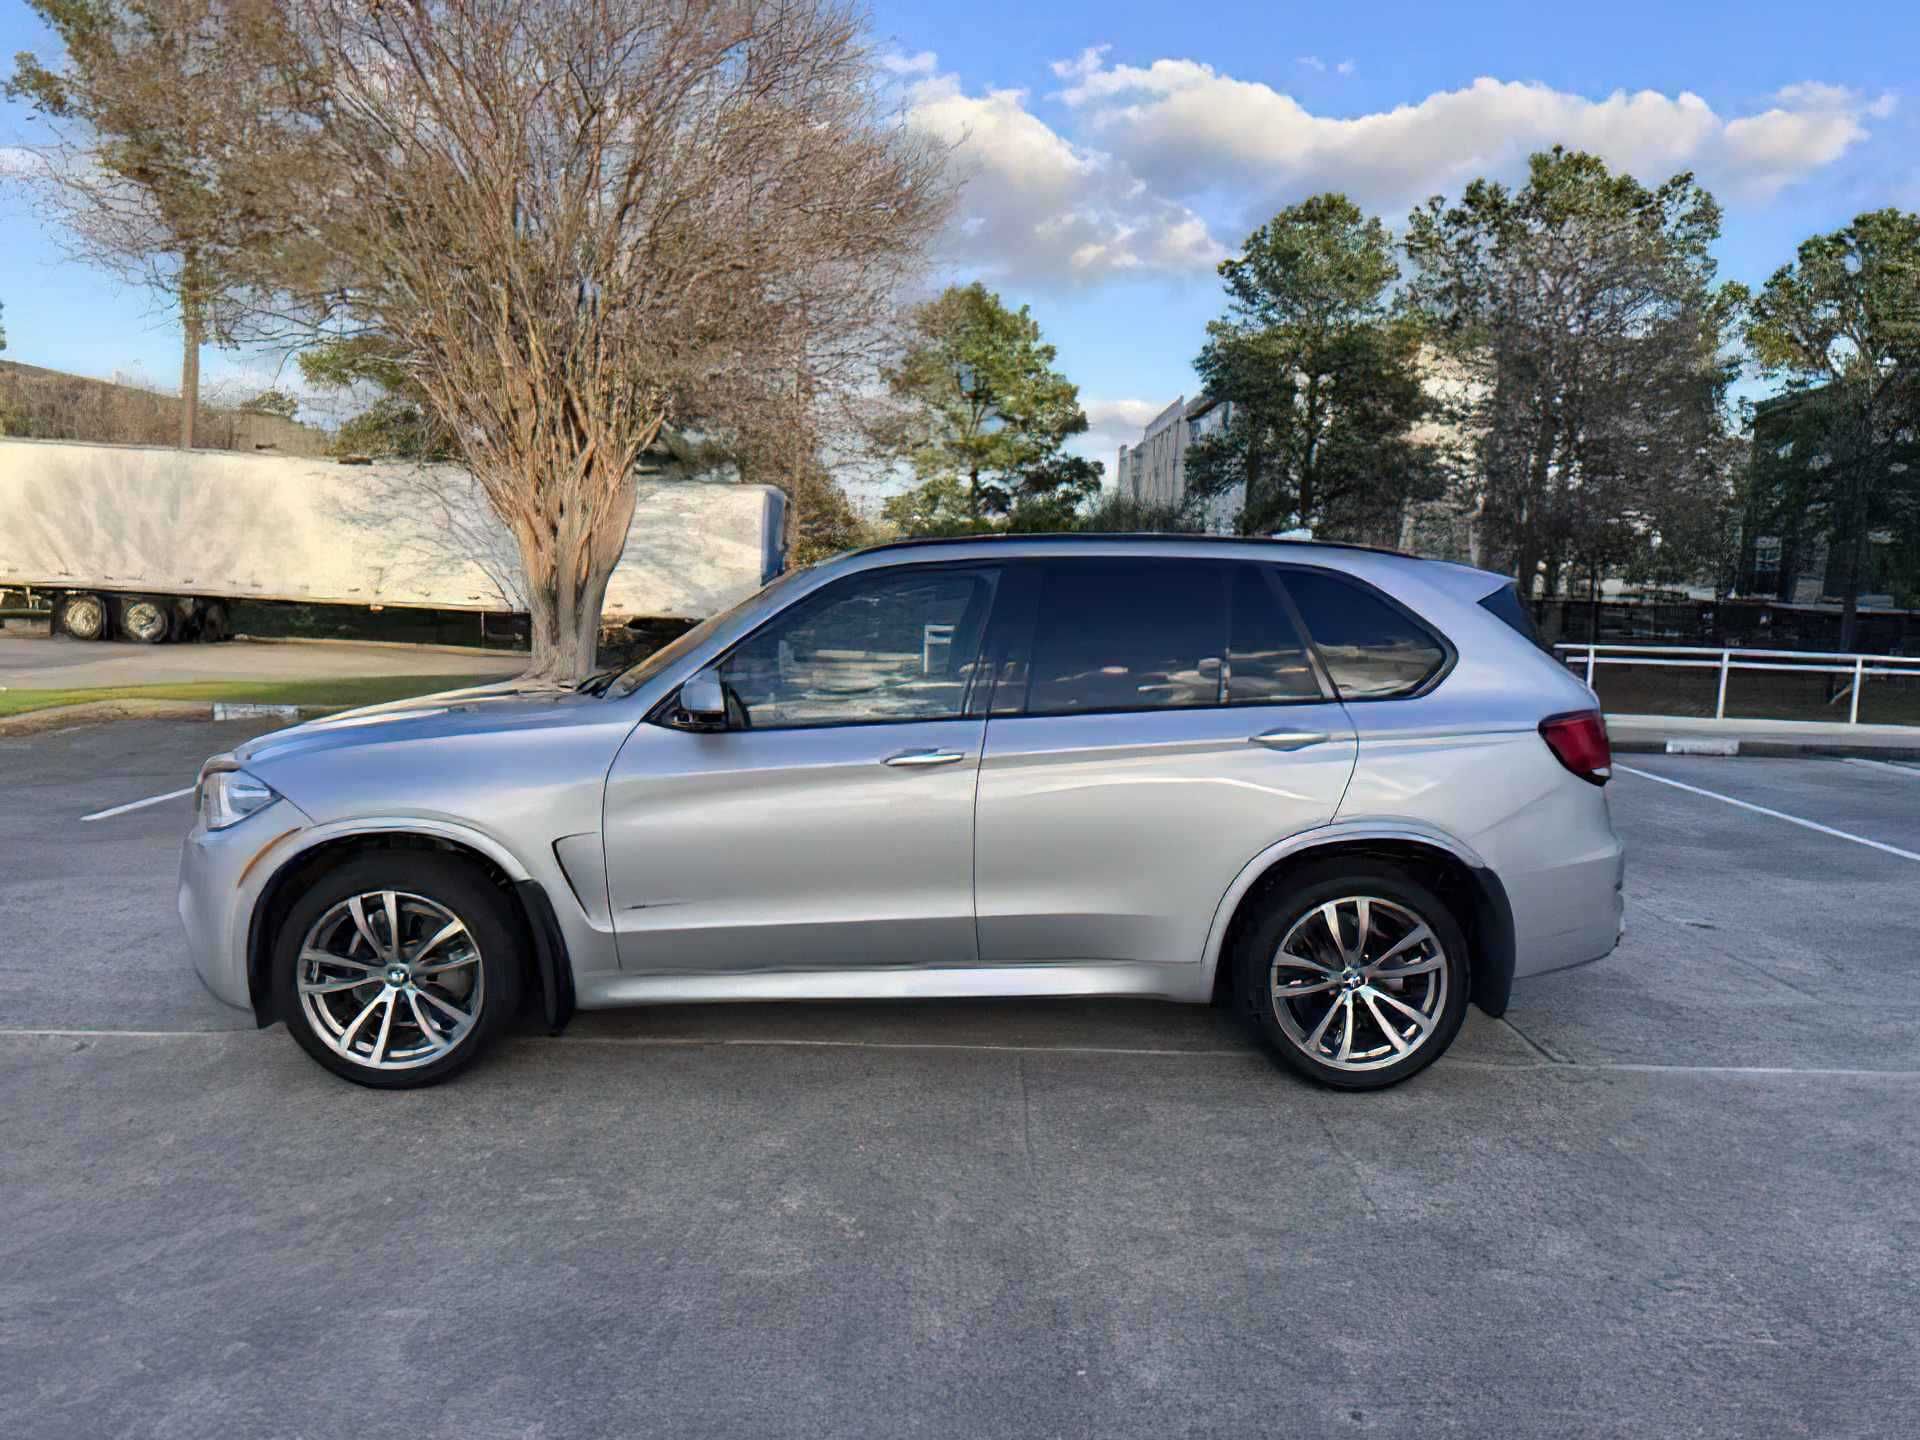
[296, 890, 485, 1071]
[1267, 895, 1449, 1073]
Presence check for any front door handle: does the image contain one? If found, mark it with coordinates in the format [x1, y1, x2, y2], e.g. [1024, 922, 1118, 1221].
[1248, 729, 1328, 752]
[883, 748, 968, 768]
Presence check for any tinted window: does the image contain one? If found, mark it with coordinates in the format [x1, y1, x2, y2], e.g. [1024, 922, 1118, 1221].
[1027, 561, 1225, 714]
[1477, 582, 1543, 647]
[1283, 569, 1447, 699]
[719, 566, 995, 728]
[1228, 566, 1322, 704]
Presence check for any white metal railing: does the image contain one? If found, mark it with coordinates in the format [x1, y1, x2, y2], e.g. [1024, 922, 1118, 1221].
[1554, 643, 1920, 725]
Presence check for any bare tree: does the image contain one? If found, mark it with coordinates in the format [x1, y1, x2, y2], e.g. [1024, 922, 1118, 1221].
[1404, 148, 1738, 597]
[9, 0, 299, 448]
[236, 0, 947, 681]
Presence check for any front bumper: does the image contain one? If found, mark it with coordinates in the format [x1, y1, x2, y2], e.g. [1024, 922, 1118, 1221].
[178, 798, 314, 1013]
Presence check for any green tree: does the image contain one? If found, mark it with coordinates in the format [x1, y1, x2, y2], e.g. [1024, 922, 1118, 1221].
[1404, 148, 1739, 596]
[238, 387, 298, 419]
[1186, 194, 1439, 539]
[1076, 489, 1202, 535]
[297, 335, 453, 460]
[880, 283, 1093, 531]
[9, 0, 302, 448]
[1745, 209, 1920, 645]
[787, 463, 870, 566]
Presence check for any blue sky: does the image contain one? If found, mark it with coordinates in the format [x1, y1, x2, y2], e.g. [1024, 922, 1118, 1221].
[5, 0, 1916, 470]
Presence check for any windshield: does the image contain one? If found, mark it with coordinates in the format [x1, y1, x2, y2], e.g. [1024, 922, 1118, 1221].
[606, 569, 806, 698]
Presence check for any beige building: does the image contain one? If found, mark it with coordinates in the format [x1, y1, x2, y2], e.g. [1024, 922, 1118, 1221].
[1115, 394, 1241, 532]
[1116, 350, 1485, 559]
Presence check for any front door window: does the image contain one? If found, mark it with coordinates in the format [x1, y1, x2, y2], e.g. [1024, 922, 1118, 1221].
[718, 567, 997, 728]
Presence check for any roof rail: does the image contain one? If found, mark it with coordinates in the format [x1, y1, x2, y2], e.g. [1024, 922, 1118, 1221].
[844, 532, 1426, 562]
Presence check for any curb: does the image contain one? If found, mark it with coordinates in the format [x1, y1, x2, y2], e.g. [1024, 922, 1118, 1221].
[0, 699, 334, 737]
[231, 634, 525, 661]
[1612, 736, 1920, 761]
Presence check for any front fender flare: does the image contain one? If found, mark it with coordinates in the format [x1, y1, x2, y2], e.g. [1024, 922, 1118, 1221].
[244, 815, 539, 1025]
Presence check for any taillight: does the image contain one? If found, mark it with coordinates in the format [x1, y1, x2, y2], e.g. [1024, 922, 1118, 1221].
[1540, 710, 1611, 785]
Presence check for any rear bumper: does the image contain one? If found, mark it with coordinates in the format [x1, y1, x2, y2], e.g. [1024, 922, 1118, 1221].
[178, 799, 313, 1013]
[1509, 832, 1625, 978]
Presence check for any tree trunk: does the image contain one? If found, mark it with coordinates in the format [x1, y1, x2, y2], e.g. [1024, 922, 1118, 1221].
[967, 466, 980, 525]
[518, 475, 638, 685]
[179, 310, 202, 451]
[1838, 521, 1865, 654]
[1511, 410, 1557, 597]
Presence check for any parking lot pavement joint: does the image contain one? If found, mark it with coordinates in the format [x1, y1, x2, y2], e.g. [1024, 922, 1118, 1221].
[1016, 1053, 1039, 1187]
[1496, 1016, 1567, 1065]
[8, 1028, 1920, 1080]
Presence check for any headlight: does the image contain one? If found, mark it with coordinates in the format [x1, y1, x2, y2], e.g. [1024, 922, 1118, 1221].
[197, 767, 279, 830]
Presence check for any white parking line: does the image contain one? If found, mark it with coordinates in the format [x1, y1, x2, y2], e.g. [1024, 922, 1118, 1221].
[1617, 764, 1920, 864]
[79, 786, 194, 822]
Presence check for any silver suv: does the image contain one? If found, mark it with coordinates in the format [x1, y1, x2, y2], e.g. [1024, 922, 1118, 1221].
[180, 536, 1624, 1090]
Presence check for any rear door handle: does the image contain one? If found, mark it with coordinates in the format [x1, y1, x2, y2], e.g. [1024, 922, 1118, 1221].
[1248, 729, 1329, 752]
[883, 748, 968, 768]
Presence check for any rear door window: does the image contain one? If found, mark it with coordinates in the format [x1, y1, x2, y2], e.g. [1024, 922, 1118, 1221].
[1228, 566, 1324, 704]
[1025, 560, 1227, 715]
[1281, 568, 1449, 700]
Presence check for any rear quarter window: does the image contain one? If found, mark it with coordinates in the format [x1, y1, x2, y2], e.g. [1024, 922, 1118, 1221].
[1281, 568, 1449, 700]
[1477, 582, 1544, 648]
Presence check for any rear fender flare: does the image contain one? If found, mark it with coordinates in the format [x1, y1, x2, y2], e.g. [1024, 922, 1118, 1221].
[1199, 822, 1510, 1008]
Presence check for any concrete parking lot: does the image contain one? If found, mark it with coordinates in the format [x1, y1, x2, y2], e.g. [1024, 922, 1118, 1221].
[3, 719, 1916, 1439]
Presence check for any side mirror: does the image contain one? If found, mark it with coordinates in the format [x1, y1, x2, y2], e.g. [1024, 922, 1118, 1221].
[672, 666, 728, 731]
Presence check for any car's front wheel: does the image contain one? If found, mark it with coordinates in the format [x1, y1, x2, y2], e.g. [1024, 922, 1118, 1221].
[271, 853, 522, 1088]
[1235, 859, 1469, 1090]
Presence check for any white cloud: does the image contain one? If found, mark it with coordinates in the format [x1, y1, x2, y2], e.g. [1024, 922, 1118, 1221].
[898, 57, 1225, 284]
[1075, 397, 1166, 467]
[1055, 55, 1889, 207]
[881, 50, 938, 78]
[890, 48, 1891, 293]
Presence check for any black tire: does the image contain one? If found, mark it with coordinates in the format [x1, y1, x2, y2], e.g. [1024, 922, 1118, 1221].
[271, 852, 524, 1089]
[57, 592, 108, 641]
[1234, 859, 1470, 1091]
[117, 594, 172, 644]
[200, 601, 232, 642]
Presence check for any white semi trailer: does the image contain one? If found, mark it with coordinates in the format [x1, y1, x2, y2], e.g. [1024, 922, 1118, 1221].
[0, 436, 786, 644]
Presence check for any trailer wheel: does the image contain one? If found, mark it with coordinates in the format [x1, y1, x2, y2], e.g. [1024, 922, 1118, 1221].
[58, 592, 109, 642]
[201, 601, 232, 642]
[118, 595, 172, 644]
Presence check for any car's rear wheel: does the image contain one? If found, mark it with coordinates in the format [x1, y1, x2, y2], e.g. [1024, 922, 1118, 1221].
[271, 853, 523, 1089]
[1235, 859, 1469, 1090]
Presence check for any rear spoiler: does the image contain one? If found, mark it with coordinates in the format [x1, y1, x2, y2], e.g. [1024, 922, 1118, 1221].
[1414, 559, 1515, 604]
